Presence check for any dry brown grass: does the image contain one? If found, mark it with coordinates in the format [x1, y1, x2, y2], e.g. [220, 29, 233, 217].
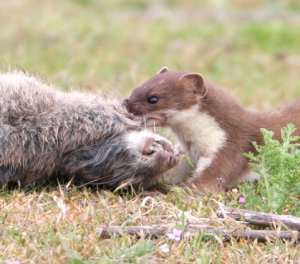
[1, 187, 300, 263]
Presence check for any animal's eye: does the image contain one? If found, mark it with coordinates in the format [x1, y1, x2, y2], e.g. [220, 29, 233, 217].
[147, 96, 159, 104]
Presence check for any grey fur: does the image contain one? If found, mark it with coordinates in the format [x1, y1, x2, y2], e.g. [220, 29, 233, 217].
[0, 72, 178, 189]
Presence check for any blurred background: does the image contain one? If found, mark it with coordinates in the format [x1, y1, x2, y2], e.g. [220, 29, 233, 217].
[1, 0, 300, 110]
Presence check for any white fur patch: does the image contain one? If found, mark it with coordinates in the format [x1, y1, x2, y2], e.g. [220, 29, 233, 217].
[162, 157, 192, 184]
[195, 156, 213, 174]
[167, 105, 227, 168]
[125, 129, 171, 152]
[125, 130, 153, 150]
[0, 72, 36, 87]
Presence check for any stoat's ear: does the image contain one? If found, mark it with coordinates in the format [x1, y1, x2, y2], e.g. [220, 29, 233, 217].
[156, 67, 169, 74]
[179, 73, 207, 98]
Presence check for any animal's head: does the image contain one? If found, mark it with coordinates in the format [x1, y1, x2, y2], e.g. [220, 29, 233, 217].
[60, 130, 179, 190]
[123, 67, 207, 126]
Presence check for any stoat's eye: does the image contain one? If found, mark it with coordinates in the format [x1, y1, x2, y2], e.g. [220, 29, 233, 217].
[147, 96, 159, 104]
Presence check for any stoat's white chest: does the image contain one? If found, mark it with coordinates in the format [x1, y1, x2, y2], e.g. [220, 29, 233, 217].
[167, 106, 227, 166]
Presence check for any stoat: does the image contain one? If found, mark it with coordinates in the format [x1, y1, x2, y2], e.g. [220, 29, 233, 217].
[123, 67, 300, 193]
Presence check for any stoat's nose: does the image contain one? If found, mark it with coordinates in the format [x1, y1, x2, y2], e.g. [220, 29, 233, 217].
[123, 99, 142, 115]
[123, 98, 136, 113]
[122, 99, 129, 108]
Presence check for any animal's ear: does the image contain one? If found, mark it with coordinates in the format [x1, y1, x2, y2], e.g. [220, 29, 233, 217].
[156, 67, 169, 74]
[179, 73, 207, 98]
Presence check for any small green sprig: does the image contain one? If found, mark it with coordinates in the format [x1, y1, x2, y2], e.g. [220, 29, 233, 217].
[242, 124, 300, 216]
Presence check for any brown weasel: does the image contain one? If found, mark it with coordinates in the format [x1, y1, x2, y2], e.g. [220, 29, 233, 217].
[123, 67, 300, 193]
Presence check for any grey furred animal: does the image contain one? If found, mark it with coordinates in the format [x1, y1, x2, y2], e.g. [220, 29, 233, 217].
[0, 72, 179, 189]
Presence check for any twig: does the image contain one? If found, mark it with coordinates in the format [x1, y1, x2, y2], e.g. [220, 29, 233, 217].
[98, 225, 300, 242]
[216, 206, 300, 230]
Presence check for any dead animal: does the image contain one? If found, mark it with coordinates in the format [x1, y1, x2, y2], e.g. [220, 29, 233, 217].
[0, 72, 179, 190]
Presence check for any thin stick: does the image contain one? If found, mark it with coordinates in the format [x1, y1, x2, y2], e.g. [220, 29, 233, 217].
[216, 206, 300, 230]
[98, 225, 300, 242]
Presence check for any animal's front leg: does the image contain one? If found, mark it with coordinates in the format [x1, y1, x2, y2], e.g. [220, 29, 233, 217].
[186, 155, 224, 194]
[187, 151, 248, 194]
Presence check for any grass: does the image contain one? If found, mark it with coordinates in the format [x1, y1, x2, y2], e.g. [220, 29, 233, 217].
[1, 188, 300, 263]
[1, 0, 300, 263]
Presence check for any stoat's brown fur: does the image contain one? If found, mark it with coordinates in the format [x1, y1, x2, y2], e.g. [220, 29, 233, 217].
[124, 67, 300, 193]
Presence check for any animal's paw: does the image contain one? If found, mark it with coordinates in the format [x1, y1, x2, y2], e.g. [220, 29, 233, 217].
[184, 179, 225, 195]
[153, 141, 181, 171]
[140, 136, 179, 170]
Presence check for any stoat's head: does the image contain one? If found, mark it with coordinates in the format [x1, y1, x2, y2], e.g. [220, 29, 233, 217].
[123, 67, 208, 126]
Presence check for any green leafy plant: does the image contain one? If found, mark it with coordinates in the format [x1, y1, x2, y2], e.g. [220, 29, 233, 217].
[241, 124, 300, 216]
